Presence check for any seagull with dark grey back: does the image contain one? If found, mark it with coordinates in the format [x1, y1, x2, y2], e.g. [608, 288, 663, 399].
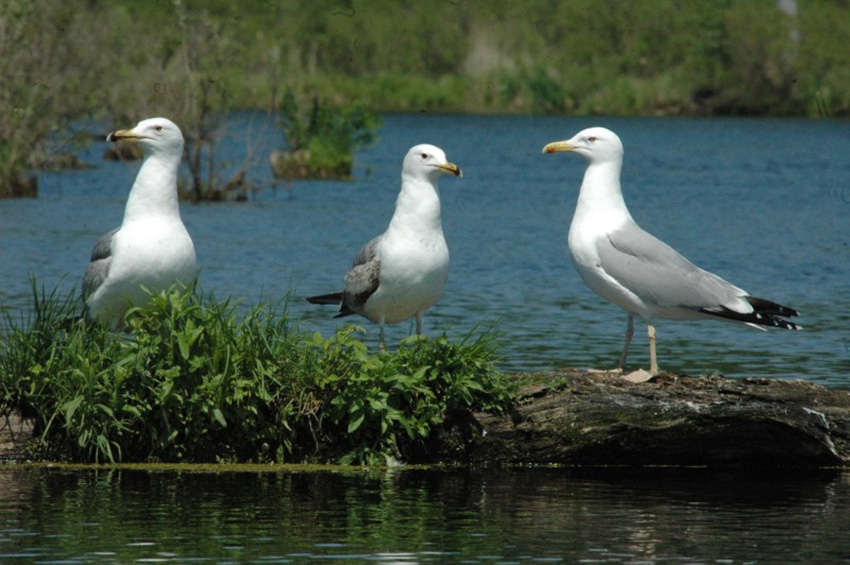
[308, 144, 462, 348]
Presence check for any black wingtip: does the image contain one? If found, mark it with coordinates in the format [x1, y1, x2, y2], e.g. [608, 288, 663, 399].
[307, 292, 356, 319]
[306, 292, 343, 305]
[698, 296, 801, 330]
[746, 296, 799, 319]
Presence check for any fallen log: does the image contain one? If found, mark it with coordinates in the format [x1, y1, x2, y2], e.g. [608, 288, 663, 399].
[4, 370, 848, 469]
[438, 370, 850, 469]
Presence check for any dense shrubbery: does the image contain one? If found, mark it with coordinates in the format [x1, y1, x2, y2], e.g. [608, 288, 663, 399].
[0, 283, 513, 465]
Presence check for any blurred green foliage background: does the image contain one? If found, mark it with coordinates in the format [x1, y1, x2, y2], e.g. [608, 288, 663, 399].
[2, 0, 847, 194]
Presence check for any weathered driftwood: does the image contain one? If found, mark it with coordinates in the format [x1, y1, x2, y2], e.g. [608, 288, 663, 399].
[436, 370, 850, 469]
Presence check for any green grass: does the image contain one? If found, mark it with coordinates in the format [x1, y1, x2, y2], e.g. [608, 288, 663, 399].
[0, 283, 514, 465]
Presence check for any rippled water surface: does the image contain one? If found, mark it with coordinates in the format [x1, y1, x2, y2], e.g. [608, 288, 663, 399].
[1, 466, 849, 563]
[2, 115, 848, 383]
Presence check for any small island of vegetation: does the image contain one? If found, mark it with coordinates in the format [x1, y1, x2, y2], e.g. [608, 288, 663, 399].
[271, 92, 381, 180]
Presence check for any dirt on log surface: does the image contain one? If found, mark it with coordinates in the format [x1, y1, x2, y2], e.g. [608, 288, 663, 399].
[434, 370, 850, 469]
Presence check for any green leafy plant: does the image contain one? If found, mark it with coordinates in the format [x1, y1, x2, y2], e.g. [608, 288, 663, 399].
[0, 279, 123, 461]
[303, 327, 513, 465]
[0, 283, 513, 465]
[0, 283, 305, 463]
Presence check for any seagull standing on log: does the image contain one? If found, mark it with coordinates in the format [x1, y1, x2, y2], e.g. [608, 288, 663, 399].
[543, 127, 799, 376]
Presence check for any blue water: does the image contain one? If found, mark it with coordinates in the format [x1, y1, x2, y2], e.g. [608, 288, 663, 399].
[1, 466, 849, 563]
[1, 114, 848, 383]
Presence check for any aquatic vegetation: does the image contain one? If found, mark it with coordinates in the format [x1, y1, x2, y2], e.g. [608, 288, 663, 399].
[0, 283, 513, 465]
[271, 91, 381, 180]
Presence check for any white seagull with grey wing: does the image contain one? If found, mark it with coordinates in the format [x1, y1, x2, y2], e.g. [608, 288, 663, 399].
[308, 144, 462, 347]
[83, 117, 197, 329]
[543, 127, 799, 376]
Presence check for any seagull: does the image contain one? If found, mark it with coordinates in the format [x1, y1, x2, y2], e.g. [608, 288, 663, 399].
[543, 127, 799, 376]
[307, 144, 462, 347]
[82, 117, 197, 329]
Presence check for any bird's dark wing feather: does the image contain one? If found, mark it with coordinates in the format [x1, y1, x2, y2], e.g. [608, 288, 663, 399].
[307, 235, 383, 318]
[342, 257, 380, 317]
[82, 228, 118, 300]
[352, 235, 381, 267]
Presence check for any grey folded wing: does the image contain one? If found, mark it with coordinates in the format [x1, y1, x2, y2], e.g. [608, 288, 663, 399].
[351, 235, 381, 268]
[341, 235, 382, 315]
[82, 228, 118, 300]
[599, 224, 747, 311]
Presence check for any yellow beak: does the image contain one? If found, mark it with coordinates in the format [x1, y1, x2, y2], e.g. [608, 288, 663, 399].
[436, 161, 463, 177]
[542, 140, 575, 154]
[106, 128, 141, 143]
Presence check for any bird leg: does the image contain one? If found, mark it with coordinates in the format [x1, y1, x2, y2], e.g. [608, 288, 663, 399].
[378, 316, 387, 351]
[647, 324, 659, 376]
[415, 312, 423, 336]
[618, 314, 634, 370]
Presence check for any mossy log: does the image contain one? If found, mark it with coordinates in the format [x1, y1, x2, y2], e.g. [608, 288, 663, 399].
[436, 370, 850, 469]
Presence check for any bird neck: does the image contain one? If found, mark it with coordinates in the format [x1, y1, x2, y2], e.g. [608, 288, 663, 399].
[387, 176, 443, 237]
[575, 160, 632, 223]
[122, 152, 182, 223]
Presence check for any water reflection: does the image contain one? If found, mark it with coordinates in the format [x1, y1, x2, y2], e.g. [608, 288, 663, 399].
[0, 466, 848, 562]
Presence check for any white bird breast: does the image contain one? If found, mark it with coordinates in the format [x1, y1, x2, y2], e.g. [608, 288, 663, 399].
[109, 220, 195, 292]
[364, 235, 449, 324]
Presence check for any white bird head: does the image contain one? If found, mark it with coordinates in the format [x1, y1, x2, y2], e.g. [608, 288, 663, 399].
[107, 117, 184, 157]
[402, 144, 463, 182]
[542, 127, 623, 165]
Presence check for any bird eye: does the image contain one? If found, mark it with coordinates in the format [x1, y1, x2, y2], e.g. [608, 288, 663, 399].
[420, 153, 428, 159]
[154, 125, 164, 133]
[588, 136, 597, 143]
